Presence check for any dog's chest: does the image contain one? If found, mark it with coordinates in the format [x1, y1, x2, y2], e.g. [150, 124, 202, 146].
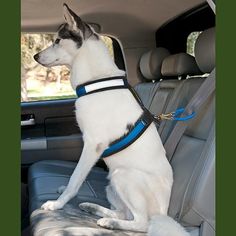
[74, 90, 143, 142]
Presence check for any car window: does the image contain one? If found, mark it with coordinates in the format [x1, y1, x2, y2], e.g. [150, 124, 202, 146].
[186, 31, 202, 56]
[21, 34, 115, 102]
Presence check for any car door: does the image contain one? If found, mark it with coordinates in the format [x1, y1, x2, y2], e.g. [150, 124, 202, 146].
[21, 98, 83, 180]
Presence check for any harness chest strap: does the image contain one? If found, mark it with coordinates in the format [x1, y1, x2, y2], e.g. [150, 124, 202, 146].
[102, 110, 153, 158]
[75, 76, 153, 158]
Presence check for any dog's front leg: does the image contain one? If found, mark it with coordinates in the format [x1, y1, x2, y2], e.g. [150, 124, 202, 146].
[41, 141, 103, 211]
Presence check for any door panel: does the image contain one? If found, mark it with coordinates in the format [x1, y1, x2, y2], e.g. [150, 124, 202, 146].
[21, 98, 83, 166]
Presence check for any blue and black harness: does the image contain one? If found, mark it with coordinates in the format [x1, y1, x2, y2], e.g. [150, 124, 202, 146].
[76, 76, 195, 158]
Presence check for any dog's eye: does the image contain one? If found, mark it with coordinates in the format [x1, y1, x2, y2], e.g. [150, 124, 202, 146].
[54, 38, 61, 44]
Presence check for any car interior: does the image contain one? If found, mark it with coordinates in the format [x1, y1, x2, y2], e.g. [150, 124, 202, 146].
[21, 0, 215, 235]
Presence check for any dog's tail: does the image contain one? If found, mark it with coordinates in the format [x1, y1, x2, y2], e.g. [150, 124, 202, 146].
[148, 215, 190, 236]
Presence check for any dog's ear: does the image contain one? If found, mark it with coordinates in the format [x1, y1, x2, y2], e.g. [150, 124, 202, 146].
[63, 3, 83, 31]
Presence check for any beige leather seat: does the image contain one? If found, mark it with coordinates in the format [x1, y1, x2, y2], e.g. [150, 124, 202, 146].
[29, 28, 215, 236]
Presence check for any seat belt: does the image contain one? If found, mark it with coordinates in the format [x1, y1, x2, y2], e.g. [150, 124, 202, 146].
[164, 68, 215, 161]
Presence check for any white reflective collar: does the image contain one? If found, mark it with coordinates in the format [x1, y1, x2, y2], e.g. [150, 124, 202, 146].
[85, 79, 125, 92]
[76, 76, 128, 98]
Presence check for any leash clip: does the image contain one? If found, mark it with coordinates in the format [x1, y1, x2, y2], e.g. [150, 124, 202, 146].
[154, 112, 174, 121]
[155, 108, 195, 122]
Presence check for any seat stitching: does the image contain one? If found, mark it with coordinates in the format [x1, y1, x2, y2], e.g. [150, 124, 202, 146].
[86, 180, 98, 198]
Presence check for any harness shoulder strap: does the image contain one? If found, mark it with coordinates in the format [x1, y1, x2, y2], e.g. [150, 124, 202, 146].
[164, 69, 215, 161]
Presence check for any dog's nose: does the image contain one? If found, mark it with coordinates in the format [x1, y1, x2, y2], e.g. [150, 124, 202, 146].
[34, 53, 40, 61]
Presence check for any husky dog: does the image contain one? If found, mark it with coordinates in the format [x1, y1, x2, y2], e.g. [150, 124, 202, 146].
[34, 4, 190, 236]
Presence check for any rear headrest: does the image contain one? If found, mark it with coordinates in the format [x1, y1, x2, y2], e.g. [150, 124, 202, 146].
[161, 53, 201, 77]
[195, 27, 215, 73]
[139, 47, 170, 80]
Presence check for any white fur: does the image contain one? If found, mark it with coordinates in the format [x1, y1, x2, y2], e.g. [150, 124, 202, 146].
[70, 39, 125, 89]
[38, 6, 188, 236]
[36, 38, 78, 67]
[148, 215, 190, 236]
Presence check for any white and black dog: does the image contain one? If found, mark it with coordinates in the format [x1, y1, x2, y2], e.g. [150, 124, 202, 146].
[34, 4, 190, 236]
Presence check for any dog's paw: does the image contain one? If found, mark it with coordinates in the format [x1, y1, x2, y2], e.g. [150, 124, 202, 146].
[97, 218, 114, 229]
[41, 200, 64, 211]
[79, 202, 95, 213]
[57, 185, 67, 194]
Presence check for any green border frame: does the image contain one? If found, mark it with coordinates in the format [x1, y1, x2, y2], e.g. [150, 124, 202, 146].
[0, 0, 234, 235]
[0, 1, 20, 235]
[217, 1, 236, 236]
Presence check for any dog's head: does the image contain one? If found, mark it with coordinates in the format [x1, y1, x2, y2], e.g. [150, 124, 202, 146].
[34, 3, 98, 67]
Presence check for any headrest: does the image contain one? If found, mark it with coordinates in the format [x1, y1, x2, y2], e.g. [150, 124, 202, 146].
[161, 53, 201, 77]
[195, 27, 215, 73]
[139, 47, 170, 80]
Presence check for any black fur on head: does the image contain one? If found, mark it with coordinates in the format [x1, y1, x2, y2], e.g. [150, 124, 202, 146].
[61, 3, 98, 47]
[57, 23, 83, 48]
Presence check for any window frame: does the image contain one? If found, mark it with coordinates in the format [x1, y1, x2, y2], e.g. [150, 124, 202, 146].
[21, 33, 126, 103]
[155, 3, 215, 53]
